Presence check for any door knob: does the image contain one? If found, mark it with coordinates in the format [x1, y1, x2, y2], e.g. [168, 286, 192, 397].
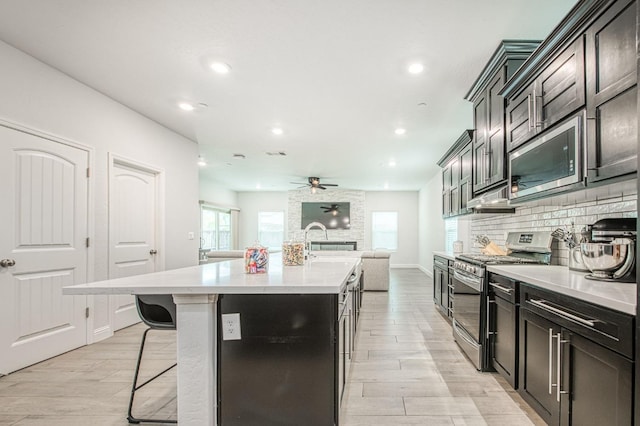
[149, 250, 158, 255]
[0, 259, 16, 268]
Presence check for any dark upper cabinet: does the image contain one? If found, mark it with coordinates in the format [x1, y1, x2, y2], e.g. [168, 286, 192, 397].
[585, 0, 637, 183]
[437, 130, 473, 218]
[458, 143, 473, 215]
[466, 41, 540, 195]
[441, 165, 452, 217]
[506, 37, 586, 151]
[501, 0, 638, 200]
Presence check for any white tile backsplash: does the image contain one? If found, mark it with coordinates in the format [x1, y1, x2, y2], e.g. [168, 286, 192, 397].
[469, 181, 637, 266]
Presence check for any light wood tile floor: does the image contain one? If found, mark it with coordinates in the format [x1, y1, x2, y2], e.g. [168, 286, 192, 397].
[341, 268, 544, 426]
[0, 268, 544, 425]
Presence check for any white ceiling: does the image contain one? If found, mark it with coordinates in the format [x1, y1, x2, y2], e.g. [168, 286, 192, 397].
[0, 0, 576, 191]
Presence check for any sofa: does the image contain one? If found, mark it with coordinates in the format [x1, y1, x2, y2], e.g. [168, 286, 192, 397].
[309, 249, 391, 291]
[206, 250, 244, 263]
[360, 251, 390, 291]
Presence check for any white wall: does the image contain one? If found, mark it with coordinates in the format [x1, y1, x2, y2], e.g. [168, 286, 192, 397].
[365, 191, 419, 267]
[237, 191, 289, 248]
[0, 40, 200, 341]
[199, 175, 239, 208]
[418, 172, 446, 275]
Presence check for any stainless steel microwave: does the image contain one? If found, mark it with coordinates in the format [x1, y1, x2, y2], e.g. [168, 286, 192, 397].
[509, 111, 584, 200]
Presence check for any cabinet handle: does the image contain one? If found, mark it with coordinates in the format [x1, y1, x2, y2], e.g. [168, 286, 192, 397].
[528, 299, 596, 328]
[486, 298, 495, 339]
[527, 94, 533, 130]
[532, 89, 538, 127]
[548, 328, 555, 395]
[489, 282, 512, 294]
[556, 333, 569, 402]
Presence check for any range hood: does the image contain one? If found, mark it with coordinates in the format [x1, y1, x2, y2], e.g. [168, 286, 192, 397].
[467, 185, 515, 214]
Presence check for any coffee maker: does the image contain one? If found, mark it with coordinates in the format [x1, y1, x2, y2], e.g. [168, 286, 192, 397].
[580, 218, 636, 282]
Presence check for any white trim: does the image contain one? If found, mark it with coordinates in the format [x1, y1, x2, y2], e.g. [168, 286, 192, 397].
[199, 199, 240, 211]
[390, 264, 421, 269]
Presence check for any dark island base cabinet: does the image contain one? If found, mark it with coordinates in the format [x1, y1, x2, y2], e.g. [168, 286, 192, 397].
[217, 294, 342, 426]
[518, 285, 634, 426]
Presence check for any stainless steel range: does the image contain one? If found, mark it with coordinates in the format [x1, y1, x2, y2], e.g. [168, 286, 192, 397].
[451, 231, 552, 370]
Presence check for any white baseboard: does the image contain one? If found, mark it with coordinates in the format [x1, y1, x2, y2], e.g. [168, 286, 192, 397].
[91, 325, 113, 344]
[418, 265, 432, 277]
[390, 264, 420, 269]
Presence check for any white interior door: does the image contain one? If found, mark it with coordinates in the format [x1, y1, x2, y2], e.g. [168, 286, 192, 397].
[0, 124, 89, 375]
[109, 158, 160, 330]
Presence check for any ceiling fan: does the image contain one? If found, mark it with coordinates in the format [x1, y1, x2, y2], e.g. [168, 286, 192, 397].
[291, 177, 339, 192]
[321, 204, 341, 215]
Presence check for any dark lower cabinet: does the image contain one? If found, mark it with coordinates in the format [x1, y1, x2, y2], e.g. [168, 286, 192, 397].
[562, 331, 633, 426]
[489, 294, 517, 387]
[487, 273, 519, 388]
[519, 284, 634, 426]
[433, 256, 450, 320]
[519, 309, 560, 425]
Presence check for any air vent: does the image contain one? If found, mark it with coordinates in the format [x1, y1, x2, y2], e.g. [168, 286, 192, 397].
[266, 151, 287, 156]
[232, 153, 246, 159]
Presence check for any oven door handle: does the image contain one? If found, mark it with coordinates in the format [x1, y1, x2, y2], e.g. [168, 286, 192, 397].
[453, 270, 482, 292]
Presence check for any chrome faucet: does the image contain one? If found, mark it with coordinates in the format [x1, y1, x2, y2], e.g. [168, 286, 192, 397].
[304, 221, 328, 258]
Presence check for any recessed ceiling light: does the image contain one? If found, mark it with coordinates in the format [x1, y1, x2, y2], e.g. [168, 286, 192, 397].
[210, 62, 231, 74]
[384, 182, 389, 190]
[197, 156, 207, 166]
[256, 183, 261, 190]
[394, 128, 406, 135]
[408, 63, 424, 74]
[271, 127, 283, 135]
[388, 159, 397, 167]
[179, 102, 195, 111]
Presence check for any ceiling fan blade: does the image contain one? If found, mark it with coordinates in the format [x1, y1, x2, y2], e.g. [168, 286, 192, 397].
[321, 183, 338, 186]
[318, 185, 327, 190]
[289, 181, 309, 185]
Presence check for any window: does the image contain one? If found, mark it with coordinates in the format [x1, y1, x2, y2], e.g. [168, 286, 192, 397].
[445, 218, 458, 253]
[257, 211, 284, 250]
[201, 206, 231, 251]
[371, 212, 398, 250]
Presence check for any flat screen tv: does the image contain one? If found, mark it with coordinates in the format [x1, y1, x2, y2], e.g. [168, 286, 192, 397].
[301, 202, 351, 229]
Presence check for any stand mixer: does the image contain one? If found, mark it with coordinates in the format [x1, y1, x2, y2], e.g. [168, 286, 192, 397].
[580, 218, 636, 283]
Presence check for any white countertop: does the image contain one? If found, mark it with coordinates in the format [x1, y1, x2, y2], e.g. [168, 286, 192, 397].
[63, 256, 357, 296]
[433, 251, 456, 261]
[487, 264, 636, 315]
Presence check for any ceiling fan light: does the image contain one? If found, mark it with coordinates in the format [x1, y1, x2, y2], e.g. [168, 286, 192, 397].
[178, 102, 195, 111]
[408, 63, 424, 74]
[210, 62, 231, 74]
[311, 187, 317, 194]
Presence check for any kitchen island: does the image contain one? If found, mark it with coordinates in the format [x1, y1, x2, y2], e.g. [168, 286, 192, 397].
[63, 256, 358, 426]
